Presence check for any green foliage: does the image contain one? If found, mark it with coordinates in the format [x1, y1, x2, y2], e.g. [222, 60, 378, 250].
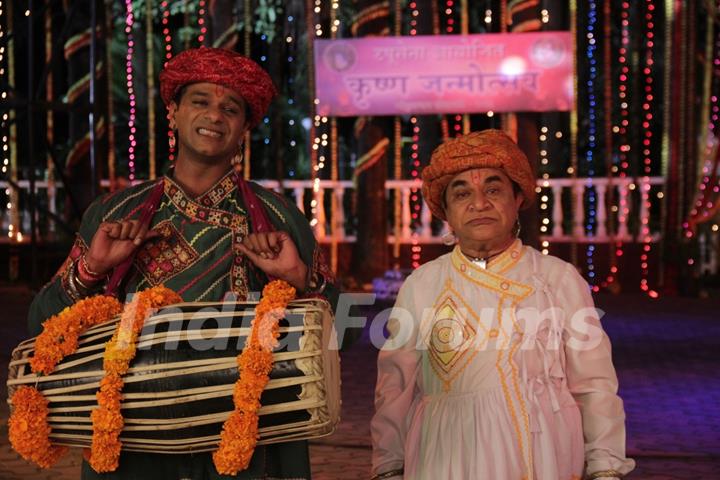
[254, 0, 284, 42]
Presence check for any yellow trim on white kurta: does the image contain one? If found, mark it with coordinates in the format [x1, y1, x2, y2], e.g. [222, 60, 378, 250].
[450, 242, 533, 301]
[425, 246, 537, 478]
[448, 241, 536, 480]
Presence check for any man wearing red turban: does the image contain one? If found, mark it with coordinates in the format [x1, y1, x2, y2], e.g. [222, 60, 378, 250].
[28, 47, 337, 479]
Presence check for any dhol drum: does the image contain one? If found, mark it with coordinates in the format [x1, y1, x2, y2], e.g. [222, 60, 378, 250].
[7, 298, 340, 453]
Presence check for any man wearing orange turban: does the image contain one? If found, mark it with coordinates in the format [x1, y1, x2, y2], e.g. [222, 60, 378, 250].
[371, 130, 634, 480]
[28, 47, 337, 479]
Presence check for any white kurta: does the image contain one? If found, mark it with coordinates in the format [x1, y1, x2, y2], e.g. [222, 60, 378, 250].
[371, 241, 635, 480]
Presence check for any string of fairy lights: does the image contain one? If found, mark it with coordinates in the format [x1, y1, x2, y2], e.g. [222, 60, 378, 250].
[408, 0, 422, 269]
[444, 0, 455, 34]
[285, 12, 299, 176]
[0, 0, 10, 241]
[161, 1, 174, 162]
[639, 0, 658, 297]
[584, 0, 598, 285]
[0, 3, 5, 181]
[197, 0, 207, 45]
[124, 0, 137, 182]
[307, 0, 326, 232]
[538, 126, 550, 255]
[442, 2, 463, 138]
[602, 0, 632, 290]
[685, 24, 720, 259]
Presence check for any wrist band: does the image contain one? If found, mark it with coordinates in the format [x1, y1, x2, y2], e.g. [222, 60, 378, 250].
[370, 468, 404, 480]
[66, 259, 103, 302]
[306, 271, 327, 294]
[586, 470, 622, 480]
[64, 260, 85, 303]
[80, 254, 106, 280]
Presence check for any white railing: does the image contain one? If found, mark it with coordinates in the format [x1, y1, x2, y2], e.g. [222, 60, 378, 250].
[1, 176, 666, 244]
[257, 177, 667, 244]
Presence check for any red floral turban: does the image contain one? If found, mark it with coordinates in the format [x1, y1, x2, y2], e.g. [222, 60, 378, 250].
[421, 129, 536, 220]
[159, 47, 278, 128]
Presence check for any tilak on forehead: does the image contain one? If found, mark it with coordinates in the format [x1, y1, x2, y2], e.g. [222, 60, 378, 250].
[159, 47, 278, 128]
[422, 129, 536, 220]
[466, 169, 505, 184]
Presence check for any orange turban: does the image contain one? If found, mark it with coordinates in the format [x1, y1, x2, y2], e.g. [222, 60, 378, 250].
[159, 47, 278, 128]
[421, 129, 536, 220]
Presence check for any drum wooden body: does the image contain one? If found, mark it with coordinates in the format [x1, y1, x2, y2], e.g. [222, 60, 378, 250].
[7, 298, 340, 453]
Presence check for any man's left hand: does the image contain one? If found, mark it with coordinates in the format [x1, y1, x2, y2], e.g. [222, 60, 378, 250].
[237, 231, 308, 291]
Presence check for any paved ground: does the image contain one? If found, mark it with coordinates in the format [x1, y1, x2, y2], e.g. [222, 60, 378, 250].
[0, 286, 719, 479]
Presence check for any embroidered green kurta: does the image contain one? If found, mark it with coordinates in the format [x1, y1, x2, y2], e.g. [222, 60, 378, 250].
[28, 169, 338, 480]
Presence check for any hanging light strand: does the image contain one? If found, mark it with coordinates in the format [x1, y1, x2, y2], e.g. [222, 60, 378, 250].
[329, 0, 340, 272]
[410, 116, 422, 269]
[685, 30, 720, 241]
[161, 1, 174, 163]
[393, 0, 403, 265]
[585, 0, 599, 286]
[0, 0, 12, 240]
[285, 11, 297, 176]
[538, 126, 551, 255]
[639, 0, 658, 298]
[146, 0, 156, 179]
[124, 0, 137, 181]
[0, 3, 6, 179]
[3, 0, 20, 240]
[198, 0, 207, 45]
[408, 2, 422, 268]
[602, 0, 632, 290]
[306, 0, 324, 232]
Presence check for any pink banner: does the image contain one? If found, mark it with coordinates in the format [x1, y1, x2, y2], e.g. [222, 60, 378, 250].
[314, 32, 574, 116]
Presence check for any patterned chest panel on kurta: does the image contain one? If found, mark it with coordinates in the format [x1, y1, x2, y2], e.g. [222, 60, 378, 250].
[135, 220, 199, 285]
[164, 177, 250, 298]
[196, 173, 236, 207]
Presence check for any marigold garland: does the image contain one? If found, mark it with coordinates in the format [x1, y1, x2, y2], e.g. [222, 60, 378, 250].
[11, 282, 295, 474]
[8, 386, 69, 468]
[30, 295, 123, 375]
[8, 294, 122, 469]
[213, 280, 296, 475]
[89, 285, 181, 473]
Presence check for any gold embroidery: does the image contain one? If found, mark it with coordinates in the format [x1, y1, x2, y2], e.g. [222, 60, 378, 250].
[495, 295, 532, 480]
[490, 239, 524, 274]
[425, 280, 492, 392]
[190, 226, 213, 246]
[259, 195, 287, 224]
[451, 245, 533, 300]
[196, 273, 230, 301]
[102, 183, 157, 221]
[509, 300, 533, 480]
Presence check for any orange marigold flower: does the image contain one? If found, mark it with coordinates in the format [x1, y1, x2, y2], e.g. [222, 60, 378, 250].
[30, 295, 122, 375]
[213, 280, 295, 475]
[90, 285, 181, 474]
[8, 386, 68, 468]
[91, 407, 124, 432]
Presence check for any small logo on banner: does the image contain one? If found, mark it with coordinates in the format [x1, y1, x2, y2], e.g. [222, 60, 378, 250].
[530, 37, 566, 68]
[324, 42, 357, 72]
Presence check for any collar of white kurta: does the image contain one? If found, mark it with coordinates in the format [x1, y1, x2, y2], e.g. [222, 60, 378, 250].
[450, 240, 534, 301]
